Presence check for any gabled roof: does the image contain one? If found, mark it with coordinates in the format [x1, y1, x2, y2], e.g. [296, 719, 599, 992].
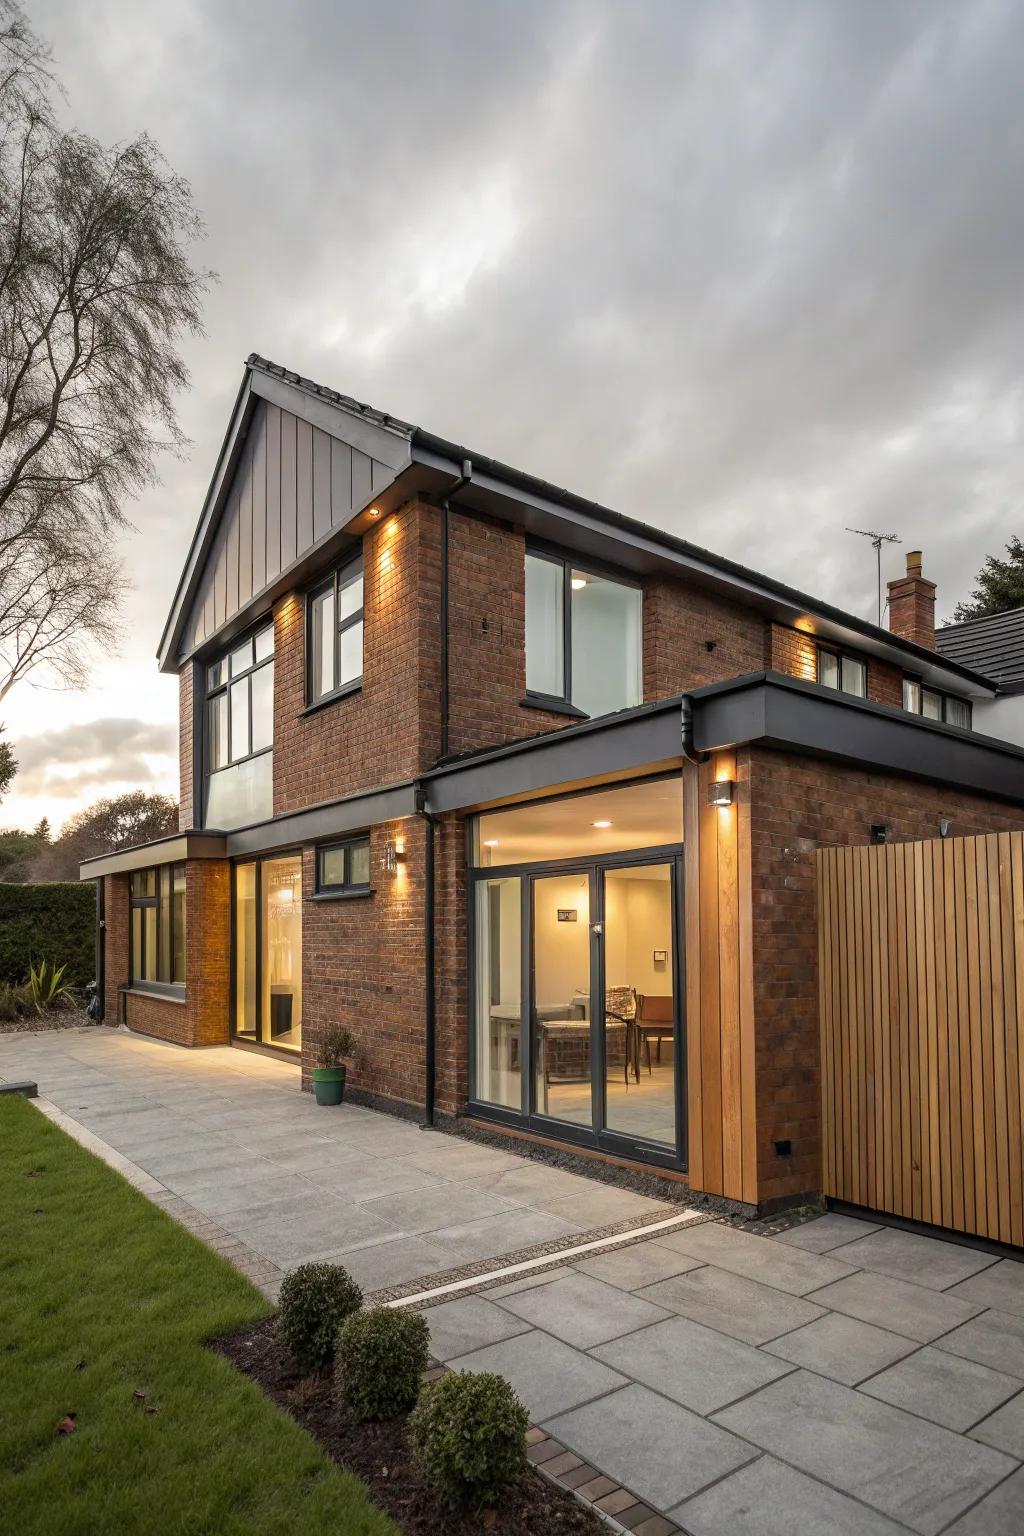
[937, 607, 1024, 694]
[158, 354, 998, 696]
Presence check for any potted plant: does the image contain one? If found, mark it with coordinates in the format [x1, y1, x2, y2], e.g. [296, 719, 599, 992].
[311, 1024, 355, 1106]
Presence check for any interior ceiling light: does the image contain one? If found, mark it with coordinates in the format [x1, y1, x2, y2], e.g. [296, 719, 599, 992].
[592, 819, 612, 828]
[368, 506, 381, 518]
[571, 576, 588, 590]
[483, 839, 500, 847]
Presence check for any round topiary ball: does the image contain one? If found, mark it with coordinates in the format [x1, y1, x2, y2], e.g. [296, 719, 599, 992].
[410, 1370, 529, 1509]
[333, 1305, 430, 1421]
[277, 1261, 362, 1373]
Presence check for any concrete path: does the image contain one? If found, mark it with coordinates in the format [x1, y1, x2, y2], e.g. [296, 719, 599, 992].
[0, 1026, 668, 1296]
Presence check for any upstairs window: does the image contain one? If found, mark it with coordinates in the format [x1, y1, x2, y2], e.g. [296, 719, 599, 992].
[525, 550, 642, 718]
[903, 680, 972, 730]
[817, 646, 867, 699]
[130, 864, 185, 989]
[205, 621, 274, 830]
[308, 555, 364, 705]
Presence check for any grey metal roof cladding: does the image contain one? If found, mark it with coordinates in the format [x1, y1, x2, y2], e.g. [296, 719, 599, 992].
[937, 607, 1024, 693]
[158, 353, 997, 693]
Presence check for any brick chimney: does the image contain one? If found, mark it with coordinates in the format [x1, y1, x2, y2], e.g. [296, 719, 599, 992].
[887, 549, 936, 650]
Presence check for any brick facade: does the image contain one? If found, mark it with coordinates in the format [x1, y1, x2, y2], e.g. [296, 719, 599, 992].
[645, 580, 769, 697]
[746, 747, 1024, 1208]
[771, 622, 907, 710]
[887, 551, 937, 650]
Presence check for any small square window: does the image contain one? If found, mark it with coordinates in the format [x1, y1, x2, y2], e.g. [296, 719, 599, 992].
[316, 837, 372, 896]
[946, 696, 971, 730]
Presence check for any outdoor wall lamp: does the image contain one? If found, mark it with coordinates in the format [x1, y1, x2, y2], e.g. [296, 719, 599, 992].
[939, 816, 953, 839]
[383, 838, 407, 874]
[708, 779, 734, 807]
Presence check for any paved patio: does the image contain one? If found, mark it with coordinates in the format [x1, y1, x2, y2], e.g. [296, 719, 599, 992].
[5, 1027, 1024, 1534]
[0, 1027, 669, 1293]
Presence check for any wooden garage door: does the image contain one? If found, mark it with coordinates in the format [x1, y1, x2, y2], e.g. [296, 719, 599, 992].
[817, 834, 1024, 1246]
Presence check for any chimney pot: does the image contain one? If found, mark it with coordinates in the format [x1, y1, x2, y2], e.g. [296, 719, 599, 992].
[906, 550, 923, 576]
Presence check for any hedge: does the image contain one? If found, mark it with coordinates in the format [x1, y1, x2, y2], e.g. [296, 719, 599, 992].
[0, 882, 97, 988]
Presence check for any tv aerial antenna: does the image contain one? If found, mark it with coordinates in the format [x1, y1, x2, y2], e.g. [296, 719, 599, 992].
[846, 527, 900, 625]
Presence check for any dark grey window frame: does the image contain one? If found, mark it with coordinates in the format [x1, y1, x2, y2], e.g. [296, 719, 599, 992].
[523, 544, 643, 718]
[204, 619, 275, 825]
[313, 835, 373, 900]
[304, 553, 365, 711]
[903, 677, 973, 731]
[816, 643, 867, 699]
[129, 863, 186, 994]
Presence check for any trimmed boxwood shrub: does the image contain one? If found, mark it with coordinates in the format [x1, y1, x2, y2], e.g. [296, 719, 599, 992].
[410, 1371, 529, 1508]
[333, 1306, 429, 1421]
[0, 883, 96, 988]
[277, 1261, 362, 1372]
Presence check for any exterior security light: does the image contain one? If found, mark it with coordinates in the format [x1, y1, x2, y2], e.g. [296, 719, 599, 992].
[939, 816, 953, 839]
[708, 779, 734, 807]
[383, 839, 406, 873]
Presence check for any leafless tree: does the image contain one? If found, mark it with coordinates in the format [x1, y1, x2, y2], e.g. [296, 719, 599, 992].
[0, 3, 211, 701]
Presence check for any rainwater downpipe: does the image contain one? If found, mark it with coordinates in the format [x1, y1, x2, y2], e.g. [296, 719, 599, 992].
[440, 460, 473, 762]
[680, 694, 708, 767]
[414, 784, 439, 1127]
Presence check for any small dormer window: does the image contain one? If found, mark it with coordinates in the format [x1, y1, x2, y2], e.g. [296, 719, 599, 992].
[903, 679, 971, 730]
[817, 646, 866, 698]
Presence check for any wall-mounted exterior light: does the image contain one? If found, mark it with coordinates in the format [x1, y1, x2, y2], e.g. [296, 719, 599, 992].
[939, 816, 953, 839]
[383, 838, 407, 874]
[707, 779, 734, 807]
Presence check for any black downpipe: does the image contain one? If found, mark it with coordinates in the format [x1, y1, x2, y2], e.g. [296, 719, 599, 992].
[439, 460, 472, 762]
[415, 785, 438, 1126]
[680, 695, 708, 767]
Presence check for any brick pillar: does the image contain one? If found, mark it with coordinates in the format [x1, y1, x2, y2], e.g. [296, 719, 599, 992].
[185, 860, 231, 1044]
[103, 874, 130, 1022]
[887, 550, 936, 650]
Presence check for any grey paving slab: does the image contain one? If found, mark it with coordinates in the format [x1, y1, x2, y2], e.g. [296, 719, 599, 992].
[657, 1220, 858, 1295]
[810, 1269, 984, 1343]
[545, 1382, 756, 1511]
[396, 1140, 528, 1182]
[302, 1159, 442, 1203]
[574, 1239, 705, 1291]
[635, 1265, 827, 1345]
[164, 1171, 306, 1217]
[771, 1213, 882, 1253]
[448, 1329, 628, 1421]
[541, 1185, 670, 1229]
[714, 1369, 1017, 1536]
[940, 1309, 1024, 1379]
[948, 1259, 1024, 1319]
[462, 1162, 606, 1206]
[941, 1466, 1024, 1535]
[424, 1206, 582, 1262]
[674, 1453, 910, 1536]
[762, 1311, 917, 1386]
[357, 1182, 517, 1237]
[829, 1227, 999, 1292]
[423, 1295, 532, 1361]
[969, 1389, 1024, 1458]
[592, 1315, 794, 1414]
[313, 1235, 451, 1291]
[486, 1265, 575, 1297]
[495, 1272, 670, 1349]
[225, 1197, 396, 1267]
[862, 1347, 1024, 1433]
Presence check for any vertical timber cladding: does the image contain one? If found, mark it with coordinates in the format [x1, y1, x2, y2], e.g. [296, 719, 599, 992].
[684, 755, 758, 1205]
[817, 834, 1024, 1246]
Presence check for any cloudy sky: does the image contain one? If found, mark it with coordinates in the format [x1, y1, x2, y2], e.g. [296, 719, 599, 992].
[5, 0, 1024, 831]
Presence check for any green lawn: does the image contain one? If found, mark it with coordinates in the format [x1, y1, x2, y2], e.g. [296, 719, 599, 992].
[0, 1096, 396, 1536]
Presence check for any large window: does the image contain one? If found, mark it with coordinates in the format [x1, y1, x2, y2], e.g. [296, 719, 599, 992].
[205, 621, 274, 829]
[903, 679, 972, 730]
[525, 551, 642, 718]
[130, 864, 185, 989]
[307, 555, 364, 705]
[816, 645, 866, 699]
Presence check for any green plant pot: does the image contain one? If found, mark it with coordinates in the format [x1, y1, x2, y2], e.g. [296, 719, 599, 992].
[311, 1066, 347, 1106]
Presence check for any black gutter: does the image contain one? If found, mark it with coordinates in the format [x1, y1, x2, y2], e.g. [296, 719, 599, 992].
[414, 784, 439, 1127]
[440, 460, 473, 760]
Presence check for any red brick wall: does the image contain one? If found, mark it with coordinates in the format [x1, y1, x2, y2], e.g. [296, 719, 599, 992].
[644, 580, 769, 697]
[747, 747, 1024, 1208]
[300, 820, 428, 1110]
[102, 874, 129, 1021]
[435, 812, 469, 1114]
[771, 623, 905, 709]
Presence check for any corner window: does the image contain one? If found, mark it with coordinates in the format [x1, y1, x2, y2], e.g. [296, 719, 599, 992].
[130, 864, 185, 988]
[315, 836, 371, 896]
[525, 550, 642, 718]
[308, 556, 364, 705]
[817, 646, 866, 698]
[903, 679, 972, 730]
[205, 621, 274, 830]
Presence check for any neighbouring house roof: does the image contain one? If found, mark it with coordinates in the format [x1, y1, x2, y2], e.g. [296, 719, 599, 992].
[937, 607, 1024, 695]
[156, 354, 997, 698]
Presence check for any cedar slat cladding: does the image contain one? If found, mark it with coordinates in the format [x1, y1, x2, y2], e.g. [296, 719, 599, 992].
[817, 835, 1024, 1244]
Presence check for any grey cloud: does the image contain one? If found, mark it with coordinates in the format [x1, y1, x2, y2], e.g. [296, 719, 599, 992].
[12, 719, 177, 800]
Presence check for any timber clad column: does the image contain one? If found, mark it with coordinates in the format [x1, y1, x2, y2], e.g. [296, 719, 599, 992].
[887, 550, 936, 650]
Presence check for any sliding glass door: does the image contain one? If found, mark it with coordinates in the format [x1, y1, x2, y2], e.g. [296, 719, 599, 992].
[232, 854, 303, 1053]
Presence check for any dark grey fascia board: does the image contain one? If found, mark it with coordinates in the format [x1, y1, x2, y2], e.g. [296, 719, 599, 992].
[224, 780, 419, 858]
[692, 671, 1024, 804]
[411, 435, 995, 698]
[79, 831, 227, 882]
[424, 703, 685, 814]
[157, 371, 254, 673]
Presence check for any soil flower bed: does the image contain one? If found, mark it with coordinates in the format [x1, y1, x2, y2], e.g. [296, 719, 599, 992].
[214, 1315, 606, 1536]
